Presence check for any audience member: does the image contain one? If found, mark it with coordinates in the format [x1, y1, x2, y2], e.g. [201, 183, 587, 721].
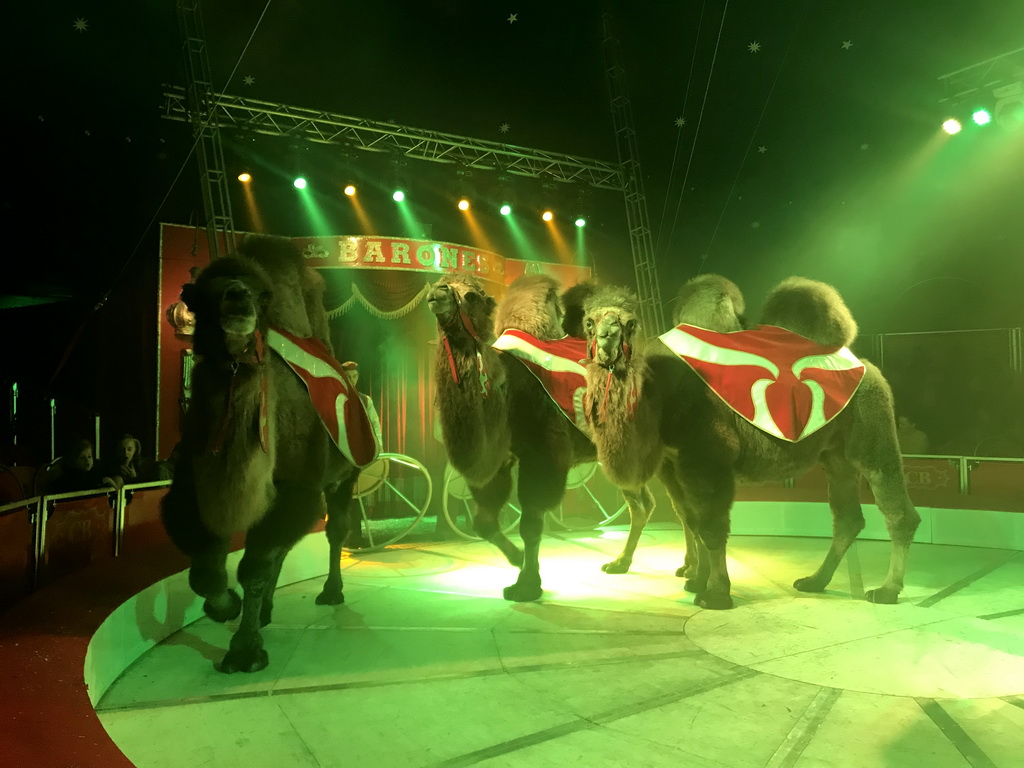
[46, 439, 118, 494]
[105, 433, 162, 485]
[896, 416, 930, 455]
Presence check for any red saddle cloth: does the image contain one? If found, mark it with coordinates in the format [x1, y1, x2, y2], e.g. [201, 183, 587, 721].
[267, 327, 379, 467]
[492, 329, 590, 433]
[658, 324, 866, 442]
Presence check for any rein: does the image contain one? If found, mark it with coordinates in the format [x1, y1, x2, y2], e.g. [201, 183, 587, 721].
[437, 291, 491, 397]
[211, 328, 270, 455]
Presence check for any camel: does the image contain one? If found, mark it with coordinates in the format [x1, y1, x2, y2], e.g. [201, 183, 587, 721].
[580, 275, 919, 609]
[428, 273, 652, 601]
[161, 235, 370, 672]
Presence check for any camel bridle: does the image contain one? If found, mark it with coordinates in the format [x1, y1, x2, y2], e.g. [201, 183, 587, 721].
[585, 309, 638, 425]
[434, 285, 491, 397]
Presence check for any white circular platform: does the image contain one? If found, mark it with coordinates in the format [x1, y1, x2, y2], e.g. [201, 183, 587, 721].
[95, 528, 1024, 768]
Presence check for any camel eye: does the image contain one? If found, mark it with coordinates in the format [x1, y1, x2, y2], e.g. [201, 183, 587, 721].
[624, 318, 636, 334]
[584, 318, 594, 331]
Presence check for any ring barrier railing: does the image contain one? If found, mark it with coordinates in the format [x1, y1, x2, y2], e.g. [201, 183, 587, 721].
[0, 454, 1020, 614]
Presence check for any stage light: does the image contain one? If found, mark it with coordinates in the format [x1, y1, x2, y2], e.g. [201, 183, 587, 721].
[344, 184, 356, 196]
[393, 190, 405, 202]
[542, 210, 554, 222]
[942, 119, 962, 135]
[458, 198, 470, 211]
[499, 203, 512, 216]
[293, 177, 308, 189]
[972, 109, 992, 126]
[237, 172, 252, 183]
[575, 218, 586, 228]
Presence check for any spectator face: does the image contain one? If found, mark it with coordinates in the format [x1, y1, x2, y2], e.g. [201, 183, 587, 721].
[74, 447, 94, 472]
[349, 370, 359, 388]
[118, 439, 137, 464]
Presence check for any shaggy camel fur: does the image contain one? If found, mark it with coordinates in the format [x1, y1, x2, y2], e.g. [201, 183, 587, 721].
[162, 235, 360, 672]
[429, 274, 649, 600]
[581, 275, 919, 608]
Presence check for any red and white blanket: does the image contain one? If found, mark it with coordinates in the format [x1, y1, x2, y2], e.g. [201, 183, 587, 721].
[267, 327, 379, 467]
[492, 329, 590, 433]
[658, 324, 865, 442]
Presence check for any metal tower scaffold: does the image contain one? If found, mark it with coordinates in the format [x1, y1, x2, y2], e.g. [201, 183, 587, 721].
[601, 13, 664, 335]
[176, 0, 237, 259]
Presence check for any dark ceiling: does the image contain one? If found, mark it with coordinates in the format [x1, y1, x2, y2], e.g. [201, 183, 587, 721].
[5, 0, 1023, 333]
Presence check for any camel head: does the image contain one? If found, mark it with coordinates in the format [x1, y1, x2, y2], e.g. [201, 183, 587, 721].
[427, 275, 497, 342]
[182, 256, 272, 360]
[582, 286, 641, 369]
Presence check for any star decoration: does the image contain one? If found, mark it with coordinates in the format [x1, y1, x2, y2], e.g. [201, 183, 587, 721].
[748, 41, 762, 53]
[860, 143, 869, 150]
[675, 116, 686, 127]
[757, 145, 767, 154]
[751, 221, 761, 229]
[73, 18, 88, 33]
[507, 13, 517, 24]
[499, 122, 510, 134]
[243, 75, 255, 86]
[841, 40, 853, 50]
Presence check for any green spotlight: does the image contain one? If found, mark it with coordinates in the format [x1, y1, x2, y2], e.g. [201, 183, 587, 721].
[500, 203, 512, 216]
[972, 109, 992, 126]
[393, 190, 405, 202]
[293, 177, 308, 189]
[574, 218, 586, 228]
[941, 119, 962, 135]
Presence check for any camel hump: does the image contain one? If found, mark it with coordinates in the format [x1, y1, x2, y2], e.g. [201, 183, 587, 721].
[236, 234, 324, 339]
[760, 276, 858, 348]
[561, 280, 599, 338]
[495, 274, 564, 339]
[672, 274, 745, 332]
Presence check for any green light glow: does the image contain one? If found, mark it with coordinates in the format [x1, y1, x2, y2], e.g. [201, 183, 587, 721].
[500, 204, 512, 216]
[942, 119, 962, 135]
[293, 177, 308, 189]
[972, 109, 992, 126]
[574, 218, 586, 228]
[393, 190, 405, 202]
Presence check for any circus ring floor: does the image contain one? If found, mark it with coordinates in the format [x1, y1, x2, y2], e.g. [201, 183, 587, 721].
[84, 506, 1024, 768]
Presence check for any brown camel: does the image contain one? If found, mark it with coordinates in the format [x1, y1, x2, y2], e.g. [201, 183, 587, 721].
[580, 275, 919, 609]
[428, 273, 651, 600]
[161, 235, 367, 672]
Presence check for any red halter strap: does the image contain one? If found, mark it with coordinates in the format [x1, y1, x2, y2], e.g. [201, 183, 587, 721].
[437, 290, 490, 397]
[211, 329, 269, 454]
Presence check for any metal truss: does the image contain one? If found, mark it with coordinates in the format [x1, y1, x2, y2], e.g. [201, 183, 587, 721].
[601, 13, 664, 335]
[176, 0, 237, 258]
[161, 87, 625, 191]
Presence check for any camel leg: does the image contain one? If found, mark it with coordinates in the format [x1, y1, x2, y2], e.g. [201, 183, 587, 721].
[504, 456, 567, 602]
[318, 472, 360, 606]
[860, 463, 919, 604]
[794, 452, 866, 593]
[602, 486, 655, 574]
[259, 550, 287, 628]
[161, 463, 240, 622]
[469, 459, 523, 568]
[676, 466, 734, 610]
[219, 483, 324, 673]
[658, 462, 702, 582]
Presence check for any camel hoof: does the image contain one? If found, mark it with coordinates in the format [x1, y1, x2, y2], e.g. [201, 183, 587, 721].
[601, 559, 630, 574]
[217, 646, 269, 674]
[315, 585, 345, 605]
[676, 564, 696, 579]
[695, 591, 734, 610]
[503, 577, 542, 602]
[864, 587, 899, 605]
[793, 576, 828, 593]
[683, 577, 707, 594]
[203, 589, 241, 623]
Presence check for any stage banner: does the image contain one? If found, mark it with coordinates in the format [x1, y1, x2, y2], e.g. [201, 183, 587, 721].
[292, 235, 508, 286]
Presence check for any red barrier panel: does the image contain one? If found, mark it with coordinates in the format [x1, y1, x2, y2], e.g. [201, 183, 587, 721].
[122, 487, 171, 552]
[968, 461, 1024, 513]
[0, 502, 36, 615]
[39, 494, 115, 587]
